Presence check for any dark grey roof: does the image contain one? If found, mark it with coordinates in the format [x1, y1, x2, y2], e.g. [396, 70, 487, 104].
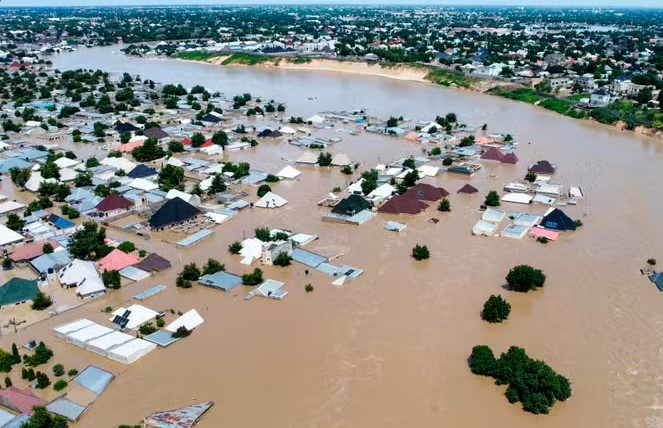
[149, 197, 200, 229]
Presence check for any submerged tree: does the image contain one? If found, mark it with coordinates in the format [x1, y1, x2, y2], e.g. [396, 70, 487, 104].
[505, 265, 546, 292]
[481, 295, 511, 323]
[411, 244, 430, 261]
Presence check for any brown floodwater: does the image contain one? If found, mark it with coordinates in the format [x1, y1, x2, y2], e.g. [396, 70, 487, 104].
[0, 46, 660, 428]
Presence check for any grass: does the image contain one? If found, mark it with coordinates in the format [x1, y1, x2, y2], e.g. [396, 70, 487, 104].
[173, 51, 224, 62]
[287, 56, 312, 64]
[221, 53, 279, 66]
[424, 68, 478, 89]
[567, 93, 590, 102]
[490, 87, 587, 119]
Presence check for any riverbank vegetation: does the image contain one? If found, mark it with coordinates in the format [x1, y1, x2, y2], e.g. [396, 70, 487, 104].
[425, 68, 477, 89]
[221, 53, 279, 66]
[468, 345, 572, 414]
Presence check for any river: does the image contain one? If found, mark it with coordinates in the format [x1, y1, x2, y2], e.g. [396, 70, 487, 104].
[2, 46, 660, 428]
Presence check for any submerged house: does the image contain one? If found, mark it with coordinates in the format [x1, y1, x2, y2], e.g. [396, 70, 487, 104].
[0, 277, 39, 309]
[262, 240, 293, 265]
[541, 208, 576, 231]
[149, 197, 201, 230]
[457, 183, 479, 194]
[94, 194, 135, 218]
[403, 183, 449, 202]
[378, 195, 428, 215]
[331, 194, 371, 216]
[529, 160, 556, 175]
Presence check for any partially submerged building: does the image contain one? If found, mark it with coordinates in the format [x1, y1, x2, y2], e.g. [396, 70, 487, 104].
[149, 197, 201, 230]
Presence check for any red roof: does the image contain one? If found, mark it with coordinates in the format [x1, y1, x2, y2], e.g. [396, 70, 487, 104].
[97, 248, 140, 272]
[95, 194, 135, 212]
[378, 195, 428, 215]
[10, 239, 60, 262]
[402, 183, 449, 202]
[181, 138, 192, 145]
[501, 152, 518, 164]
[201, 139, 214, 148]
[480, 147, 505, 162]
[457, 184, 479, 194]
[0, 387, 47, 414]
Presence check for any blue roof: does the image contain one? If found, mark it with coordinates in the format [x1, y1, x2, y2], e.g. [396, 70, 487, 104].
[338, 265, 364, 278]
[30, 251, 71, 274]
[65, 187, 95, 202]
[0, 408, 15, 426]
[240, 170, 269, 186]
[11, 148, 49, 161]
[649, 273, 663, 292]
[176, 229, 213, 248]
[0, 414, 30, 428]
[0, 158, 32, 173]
[316, 263, 340, 276]
[134, 284, 167, 300]
[199, 271, 242, 291]
[127, 164, 158, 179]
[46, 397, 86, 421]
[144, 330, 180, 347]
[291, 248, 328, 268]
[73, 366, 114, 395]
[48, 214, 76, 230]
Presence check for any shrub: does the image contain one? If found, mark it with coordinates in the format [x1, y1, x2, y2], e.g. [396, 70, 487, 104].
[103, 306, 113, 313]
[202, 258, 225, 275]
[437, 198, 450, 212]
[242, 268, 263, 286]
[481, 295, 511, 323]
[647, 258, 657, 266]
[176, 276, 192, 288]
[536, 237, 549, 244]
[53, 379, 68, 391]
[31, 292, 52, 310]
[102, 270, 121, 289]
[305, 284, 314, 293]
[272, 252, 292, 267]
[4, 376, 11, 387]
[254, 227, 271, 242]
[525, 171, 537, 182]
[180, 263, 201, 281]
[317, 152, 332, 166]
[52, 364, 65, 377]
[42, 243, 54, 254]
[574, 219, 583, 227]
[67, 368, 78, 377]
[412, 244, 430, 261]
[340, 165, 353, 175]
[228, 241, 243, 254]
[117, 241, 136, 253]
[257, 184, 271, 198]
[484, 191, 500, 207]
[156, 318, 165, 328]
[429, 147, 442, 156]
[265, 174, 279, 183]
[468, 345, 497, 376]
[172, 326, 191, 338]
[138, 322, 157, 335]
[23, 342, 53, 367]
[139, 249, 146, 257]
[35, 372, 50, 389]
[505, 265, 546, 292]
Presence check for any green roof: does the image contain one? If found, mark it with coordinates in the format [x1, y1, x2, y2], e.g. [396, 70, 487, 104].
[0, 277, 39, 307]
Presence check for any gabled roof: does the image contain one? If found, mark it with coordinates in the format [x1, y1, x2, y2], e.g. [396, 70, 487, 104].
[331, 194, 371, 216]
[10, 239, 60, 262]
[529, 160, 556, 175]
[501, 152, 519, 164]
[115, 122, 139, 133]
[378, 195, 428, 215]
[144, 127, 169, 139]
[480, 147, 505, 162]
[149, 197, 201, 229]
[541, 208, 576, 231]
[403, 183, 449, 202]
[0, 224, 25, 247]
[457, 183, 479, 194]
[127, 164, 158, 179]
[95, 194, 135, 212]
[0, 387, 47, 414]
[0, 278, 39, 307]
[201, 114, 221, 123]
[133, 253, 171, 272]
[97, 248, 140, 272]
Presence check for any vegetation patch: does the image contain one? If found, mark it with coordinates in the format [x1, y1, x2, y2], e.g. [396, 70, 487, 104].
[425, 68, 477, 89]
[221, 53, 279, 66]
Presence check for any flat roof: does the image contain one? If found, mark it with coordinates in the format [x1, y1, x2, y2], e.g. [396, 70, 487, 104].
[144, 330, 180, 347]
[46, 397, 86, 422]
[73, 366, 114, 395]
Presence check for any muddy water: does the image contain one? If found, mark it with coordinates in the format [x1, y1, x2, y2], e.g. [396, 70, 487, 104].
[0, 47, 658, 427]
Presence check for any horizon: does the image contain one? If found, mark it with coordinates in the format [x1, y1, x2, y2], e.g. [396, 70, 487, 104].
[0, 1, 662, 9]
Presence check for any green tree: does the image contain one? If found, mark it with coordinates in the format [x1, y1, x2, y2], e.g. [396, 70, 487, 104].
[386, 116, 399, 127]
[212, 130, 228, 146]
[117, 241, 136, 253]
[412, 244, 430, 261]
[257, 184, 271, 197]
[53, 379, 68, 391]
[180, 263, 201, 281]
[241, 268, 263, 286]
[228, 241, 243, 254]
[4, 376, 11, 387]
[505, 265, 546, 292]
[52, 363, 65, 377]
[5, 213, 25, 231]
[482, 295, 511, 323]
[35, 372, 50, 389]
[254, 227, 272, 242]
[168, 140, 185, 152]
[138, 322, 157, 335]
[202, 258, 225, 275]
[525, 171, 537, 183]
[442, 157, 453, 166]
[40, 160, 60, 180]
[85, 157, 100, 168]
[272, 252, 292, 267]
[42, 243, 54, 254]
[190, 132, 205, 148]
[22, 406, 69, 428]
[484, 191, 500, 207]
[23, 342, 53, 367]
[207, 174, 227, 195]
[437, 198, 451, 212]
[317, 152, 332, 166]
[132, 137, 165, 162]
[74, 171, 93, 187]
[171, 326, 191, 338]
[31, 292, 53, 310]
[9, 167, 31, 187]
[102, 270, 121, 289]
[158, 165, 184, 191]
[468, 345, 497, 376]
[68, 221, 108, 260]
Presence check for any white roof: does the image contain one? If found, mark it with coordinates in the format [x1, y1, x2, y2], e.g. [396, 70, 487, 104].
[166, 157, 185, 167]
[345, 178, 364, 194]
[417, 165, 439, 177]
[385, 167, 403, 176]
[276, 165, 301, 179]
[279, 126, 296, 134]
[306, 114, 325, 123]
[331, 153, 351, 166]
[86, 330, 135, 354]
[53, 319, 95, 338]
[58, 168, 78, 182]
[200, 145, 223, 155]
[25, 171, 56, 193]
[0, 200, 25, 214]
[110, 304, 159, 330]
[165, 309, 204, 332]
[165, 189, 200, 206]
[199, 176, 214, 191]
[128, 178, 158, 191]
[501, 193, 533, 205]
[59, 259, 104, 294]
[101, 156, 136, 173]
[0, 224, 24, 247]
[205, 212, 232, 224]
[129, 135, 148, 143]
[54, 157, 80, 169]
[202, 163, 224, 175]
[295, 152, 318, 164]
[239, 238, 263, 260]
[107, 338, 156, 364]
[66, 324, 114, 345]
[255, 191, 287, 208]
[536, 183, 562, 196]
[367, 183, 396, 199]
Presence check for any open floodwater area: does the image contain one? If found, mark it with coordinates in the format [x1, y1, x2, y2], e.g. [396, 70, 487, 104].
[1, 45, 662, 428]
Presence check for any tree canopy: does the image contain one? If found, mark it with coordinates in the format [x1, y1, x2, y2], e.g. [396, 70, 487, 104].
[67, 221, 110, 260]
[505, 265, 546, 292]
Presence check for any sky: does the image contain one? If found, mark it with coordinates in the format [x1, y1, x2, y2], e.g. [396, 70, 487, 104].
[0, 0, 661, 7]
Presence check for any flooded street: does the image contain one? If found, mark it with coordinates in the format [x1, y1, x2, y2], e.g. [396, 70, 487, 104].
[1, 46, 660, 427]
